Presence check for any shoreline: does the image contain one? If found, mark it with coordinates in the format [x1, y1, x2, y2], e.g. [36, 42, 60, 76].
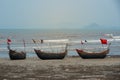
[0, 54, 120, 58]
[0, 57, 120, 80]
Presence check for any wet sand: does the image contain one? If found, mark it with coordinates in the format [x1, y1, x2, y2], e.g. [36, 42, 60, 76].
[0, 56, 120, 80]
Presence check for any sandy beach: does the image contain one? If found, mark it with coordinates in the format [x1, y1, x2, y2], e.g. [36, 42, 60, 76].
[0, 56, 120, 80]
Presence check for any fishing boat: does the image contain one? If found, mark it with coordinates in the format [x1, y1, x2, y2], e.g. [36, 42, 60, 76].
[7, 39, 26, 60]
[8, 49, 26, 60]
[33, 39, 68, 60]
[76, 39, 111, 59]
[34, 49, 67, 60]
[76, 48, 109, 59]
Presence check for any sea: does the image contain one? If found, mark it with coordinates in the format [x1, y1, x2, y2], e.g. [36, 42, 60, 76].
[0, 29, 120, 58]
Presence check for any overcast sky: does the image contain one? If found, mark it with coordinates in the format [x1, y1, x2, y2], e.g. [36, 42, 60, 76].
[0, 0, 120, 29]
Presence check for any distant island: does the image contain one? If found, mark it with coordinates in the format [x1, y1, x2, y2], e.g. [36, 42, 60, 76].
[82, 23, 120, 30]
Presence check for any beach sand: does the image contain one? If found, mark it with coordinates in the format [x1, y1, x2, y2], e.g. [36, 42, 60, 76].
[0, 56, 120, 80]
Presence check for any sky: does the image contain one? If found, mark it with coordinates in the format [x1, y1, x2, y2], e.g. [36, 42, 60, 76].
[0, 0, 120, 29]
